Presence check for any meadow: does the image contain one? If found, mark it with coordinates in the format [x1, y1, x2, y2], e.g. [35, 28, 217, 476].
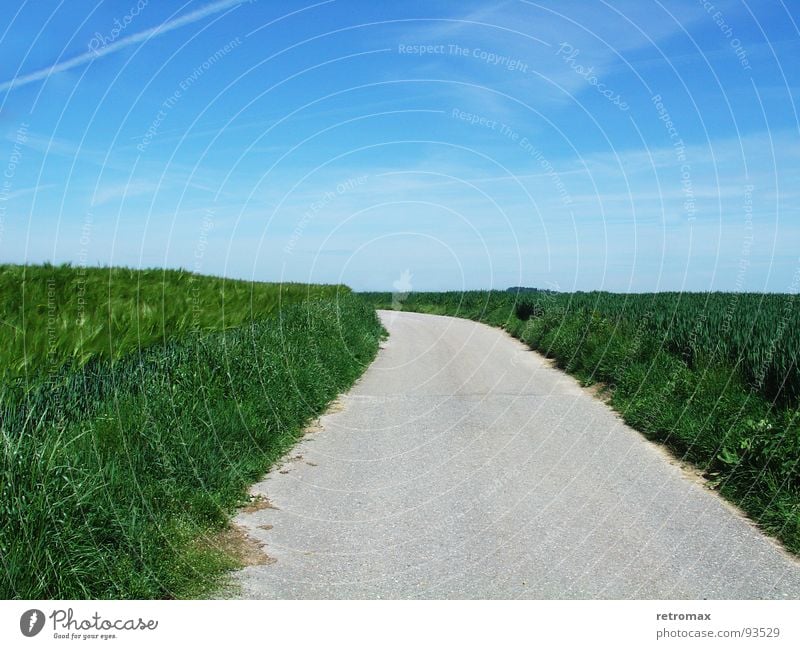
[0, 263, 344, 379]
[363, 289, 800, 553]
[1, 264, 383, 598]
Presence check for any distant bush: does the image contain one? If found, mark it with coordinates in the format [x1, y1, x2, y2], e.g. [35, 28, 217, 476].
[514, 299, 540, 321]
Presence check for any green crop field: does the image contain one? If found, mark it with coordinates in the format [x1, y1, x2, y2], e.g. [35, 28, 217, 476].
[1, 264, 383, 599]
[363, 289, 800, 553]
[0, 263, 344, 380]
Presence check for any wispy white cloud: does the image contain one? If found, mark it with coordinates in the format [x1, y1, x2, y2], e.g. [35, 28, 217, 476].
[17, 131, 109, 163]
[0, 0, 247, 93]
[2, 183, 59, 200]
[91, 180, 161, 206]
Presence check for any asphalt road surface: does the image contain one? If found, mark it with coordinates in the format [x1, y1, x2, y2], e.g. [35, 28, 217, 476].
[231, 310, 800, 599]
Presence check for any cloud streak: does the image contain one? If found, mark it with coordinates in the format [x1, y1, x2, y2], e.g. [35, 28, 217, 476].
[0, 0, 246, 93]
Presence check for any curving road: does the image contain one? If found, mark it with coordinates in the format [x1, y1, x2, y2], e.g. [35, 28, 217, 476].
[231, 310, 800, 599]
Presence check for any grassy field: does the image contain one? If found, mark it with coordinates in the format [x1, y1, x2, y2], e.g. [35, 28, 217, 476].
[1, 264, 383, 598]
[363, 289, 800, 554]
[0, 263, 343, 380]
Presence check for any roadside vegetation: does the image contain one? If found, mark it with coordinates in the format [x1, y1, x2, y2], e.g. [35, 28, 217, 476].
[1, 264, 383, 598]
[363, 289, 800, 554]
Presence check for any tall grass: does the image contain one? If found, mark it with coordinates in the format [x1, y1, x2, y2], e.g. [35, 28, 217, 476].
[0, 263, 344, 379]
[1, 265, 382, 598]
[363, 290, 800, 553]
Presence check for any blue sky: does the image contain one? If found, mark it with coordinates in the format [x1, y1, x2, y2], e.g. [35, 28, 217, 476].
[0, 0, 798, 291]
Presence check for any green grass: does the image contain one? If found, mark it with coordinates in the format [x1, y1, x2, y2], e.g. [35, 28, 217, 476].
[0, 263, 344, 380]
[363, 289, 800, 554]
[1, 264, 383, 598]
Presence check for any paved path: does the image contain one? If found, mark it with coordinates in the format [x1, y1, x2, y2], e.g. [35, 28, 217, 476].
[231, 310, 800, 598]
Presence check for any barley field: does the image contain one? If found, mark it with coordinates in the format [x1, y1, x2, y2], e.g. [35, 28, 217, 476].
[0, 263, 344, 379]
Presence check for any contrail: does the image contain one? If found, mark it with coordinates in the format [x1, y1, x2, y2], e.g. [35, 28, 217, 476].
[0, 0, 246, 93]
